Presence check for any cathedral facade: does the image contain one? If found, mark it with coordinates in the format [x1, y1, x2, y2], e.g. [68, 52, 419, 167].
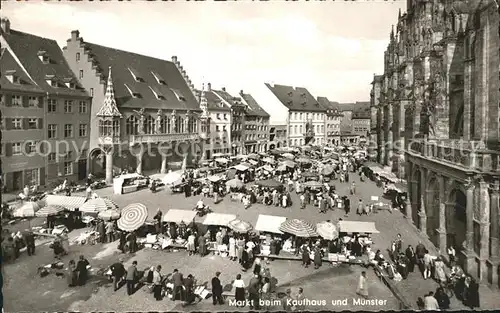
[372, 0, 500, 288]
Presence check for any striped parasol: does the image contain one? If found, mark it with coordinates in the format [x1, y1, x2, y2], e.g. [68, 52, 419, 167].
[80, 197, 119, 214]
[36, 205, 66, 217]
[227, 219, 253, 233]
[316, 221, 339, 240]
[13, 201, 41, 218]
[117, 203, 148, 232]
[98, 209, 121, 221]
[279, 219, 318, 238]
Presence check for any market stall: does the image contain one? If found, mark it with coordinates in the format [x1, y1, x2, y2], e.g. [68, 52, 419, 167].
[162, 171, 183, 185]
[254, 179, 283, 189]
[117, 203, 148, 232]
[13, 201, 41, 218]
[202, 213, 237, 227]
[227, 219, 253, 233]
[162, 209, 197, 224]
[255, 214, 286, 234]
[233, 164, 250, 172]
[113, 173, 148, 195]
[338, 221, 380, 234]
[79, 197, 118, 215]
[42, 195, 87, 211]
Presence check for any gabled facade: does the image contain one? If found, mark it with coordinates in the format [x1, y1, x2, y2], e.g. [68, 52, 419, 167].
[317, 97, 343, 146]
[195, 83, 232, 158]
[268, 124, 287, 150]
[239, 90, 270, 153]
[265, 83, 326, 146]
[212, 87, 245, 156]
[63, 30, 202, 182]
[1, 19, 91, 191]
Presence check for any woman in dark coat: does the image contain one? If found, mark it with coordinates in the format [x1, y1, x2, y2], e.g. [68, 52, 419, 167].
[76, 255, 90, 285]
[198, 235, 207, 256]
[241, 249, 250, 271]
[405, 245, 416, 272]
[435, 287, 450, 310]
[301, 245, 310, 268]
[313, 246, 322, 269]
[67, 260, 77, 287]
[465, 278, 480, 309]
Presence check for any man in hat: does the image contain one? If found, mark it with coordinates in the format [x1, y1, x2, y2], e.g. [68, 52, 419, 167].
[153, 209, 163, 234]
[24, 229, 35, 256]
[211, 271, 224, 305]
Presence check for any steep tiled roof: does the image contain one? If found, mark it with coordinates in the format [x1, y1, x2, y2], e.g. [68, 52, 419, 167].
[265, 83, 325, 112]
[240, 92, 270, 117]
[80, 41, 200, 111]
[212, 89, 239, 107]
[195, 89, 231, 112]
[2, 29, 88, 97]
[0, 48, 44, 93]
[337, 101, 370, 113]
[352, 110, 371, 119]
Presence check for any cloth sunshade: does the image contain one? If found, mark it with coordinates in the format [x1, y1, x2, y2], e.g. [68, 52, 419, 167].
[98, 209, 121, 221]
[13, 201, 40, 218]
[282, 153, 295, 159]
[301, 172, 318, 178]
[262, 157, 276, 164]
[202, 213, 237, 226]
[296, 157, 312, 164]
[322, 166, 334, 176]
[247, 153, 260, 160]
[215, 158, 228, 163]
[163, 171, 183, 184]
[41, 195, 87, 211]
[36, 205, 66, 217]
[279, 219, 318, 238]
[276, 165, 287, 172]
[234, 164, 249, 171]
[280, 160, 296, 168]
[80, 197, 118, 214]
[303, 181, 323, 188]
[255, 179, 283, 188]
[316, 221, 339, 240]
[227, 219, 253, 233]
[117, 203, 148, 232]
[226, 178, 244, 189]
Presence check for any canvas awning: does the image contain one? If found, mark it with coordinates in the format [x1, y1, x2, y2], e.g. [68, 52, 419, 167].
[42, 195, 87, 211]
[248, 159, 258, 165]
[338, 221, 380, 234]
[255, 214, 287, 234]
[162, 209, 197, 224]
[202, 213, 237, 226]
[207, 175, 222, 182]
[215, 158, 228, 163]
[233, 164, 250, 171]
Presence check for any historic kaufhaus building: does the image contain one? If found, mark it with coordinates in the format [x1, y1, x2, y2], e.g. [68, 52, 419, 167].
[372, 0, 500, 288]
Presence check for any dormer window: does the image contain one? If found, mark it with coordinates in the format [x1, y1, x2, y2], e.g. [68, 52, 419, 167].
[171, 88, 186, 101]
[45, 75, 58, 87]
[149, 86, 166, 100]
[63, 78, 76, 89]
[128, 67, 144, 82]
[151, 71, 166, 85]
[37, 50, 49, 63]
[5, 70, 19, 84]
[287, 92, 293, 97]
[301, 93, 306, 98]
[124, 84, 142, 98]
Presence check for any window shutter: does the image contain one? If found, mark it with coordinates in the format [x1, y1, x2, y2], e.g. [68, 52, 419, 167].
[5, 118, 11, 130]
[5, 143, 12, 157]
[39, 167, 46, 186]
[39, 141, 45, 154]
[22, 118, 28, 130]
[38, 118, 43, 129]
[25, 141, 31, 154]
[38, 96, 44, 108]
[22, 96, 29, 107]
[4, 95, 11, 107]
[73, 161, 78, 175]
[25, 170, 32, 186]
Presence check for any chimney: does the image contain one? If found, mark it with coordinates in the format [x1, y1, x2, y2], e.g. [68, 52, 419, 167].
[240, 90, 244, 95]
[207, 83, 211, 92]
[1, 18, 11, 34]
[221, 87, 226, 92]
[178, 66, 183, 73]
[181, 70, 187, 78]
[171, 56, 178, 63]
[71, 30, 79, 40]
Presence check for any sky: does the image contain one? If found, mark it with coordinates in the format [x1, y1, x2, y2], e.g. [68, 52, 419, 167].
[2, 0, 405, 123]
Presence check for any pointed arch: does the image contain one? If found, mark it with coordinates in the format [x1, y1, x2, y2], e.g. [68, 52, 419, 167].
[126, 115, 138, 135]
[162, 115, 171, 134]
[144, 115, 155, 134]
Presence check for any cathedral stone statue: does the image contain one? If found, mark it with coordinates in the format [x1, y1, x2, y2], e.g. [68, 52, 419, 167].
[133, 108, 146, 134]
[155, 109, 163, 134]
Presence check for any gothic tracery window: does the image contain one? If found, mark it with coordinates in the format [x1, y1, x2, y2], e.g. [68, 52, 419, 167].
[162, 116, 171, 133]
[99, 119, 113, 137]
[126, 115, 138, 135]
[145, 115, 155, 134]
[176, 116, 184, 133]
[112, 120, 120, 136]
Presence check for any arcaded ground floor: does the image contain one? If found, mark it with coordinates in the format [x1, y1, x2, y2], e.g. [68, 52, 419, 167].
[405, 153, 500, 288]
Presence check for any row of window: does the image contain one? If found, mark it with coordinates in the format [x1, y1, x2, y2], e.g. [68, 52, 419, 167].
[327, 116, 341, 121]
[290, 112, 325, 121]
[215, 113, 229, 120]
[1, 95, 88, 113]
[289, 124, 325, 135]
[245, 134, 266, 141]
[289, 137, 324, 146]
[4, 118, 42, 130]
[48, 99, 88, 114]
[245, 125, 268, 132]
[48, 124, 88, 139]
[125, 115, 198, 135]
[353, 127, 368, 133]
[327, 124, 340, 129]
[1, 142, 86, 162]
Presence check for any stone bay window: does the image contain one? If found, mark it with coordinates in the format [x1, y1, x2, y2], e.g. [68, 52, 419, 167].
[98, 119, 120, 137]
